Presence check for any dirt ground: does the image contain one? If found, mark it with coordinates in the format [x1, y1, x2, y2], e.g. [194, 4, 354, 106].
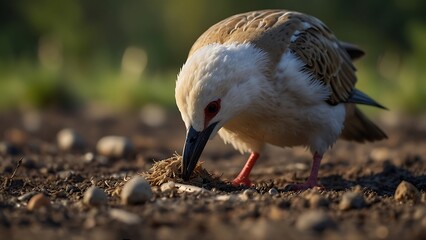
[0, 109, 425, 240]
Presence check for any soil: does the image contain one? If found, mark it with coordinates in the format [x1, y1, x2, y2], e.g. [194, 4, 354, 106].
[0, 109, 425, 240]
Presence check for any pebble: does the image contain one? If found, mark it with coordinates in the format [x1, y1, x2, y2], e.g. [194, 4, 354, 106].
[244, 189, 256, 197]
[268, 206, 285, 220]
[96, 136, 133, 158]
[394, 181, 420, 203]
[139, 104, 167, 127]
[121, 176, 153, 205]
[238, 189, 256, 201]
[57, 128, 84, 151]
[5, 128, 27, 146]
[58, 170, 74, 179]
[339, 191, 366, 210]
[160, 181, 176, 193]
[18, 191, 38, 202]
[83, 152, 95, 163]
[307, 193, 329, 209]
[109, 209, 141, 224]
[370, 148, 393, 162]
[215, 194, 238, 202]
[27, 193, 50, 211]
[295, 210, 335, 232]
[268, 188, 279, 196]
[375, 225, 389, 239]
[83, 186, 108, 206]
[413, 206, 426, 220]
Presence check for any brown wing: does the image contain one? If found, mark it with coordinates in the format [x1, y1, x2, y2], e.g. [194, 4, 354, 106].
[189, 9, 296, 62]
[189, 10, 359, 105]
[288, 16, 358, 105]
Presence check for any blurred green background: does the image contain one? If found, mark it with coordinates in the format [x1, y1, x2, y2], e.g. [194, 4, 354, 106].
[1, 0, 425, 114]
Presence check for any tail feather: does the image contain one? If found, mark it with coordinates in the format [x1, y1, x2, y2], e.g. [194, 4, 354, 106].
[339, 41, 365, 61]
[348, 89, 388, 110]
[341, 105, 387, 142]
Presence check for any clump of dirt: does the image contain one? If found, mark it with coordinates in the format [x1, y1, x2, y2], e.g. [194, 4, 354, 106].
[140, 154, 220, 186]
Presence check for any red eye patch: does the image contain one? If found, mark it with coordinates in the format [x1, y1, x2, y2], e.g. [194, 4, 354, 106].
[204, 99, 221, 127]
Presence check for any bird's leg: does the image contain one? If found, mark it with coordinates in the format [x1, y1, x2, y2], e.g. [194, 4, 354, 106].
[231, 152, 259, 187]
[288, 152, 323, 190]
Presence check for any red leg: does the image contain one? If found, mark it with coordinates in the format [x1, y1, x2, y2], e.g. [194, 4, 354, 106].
[288, 152, 323, 190]
[232, 152, 259, 187]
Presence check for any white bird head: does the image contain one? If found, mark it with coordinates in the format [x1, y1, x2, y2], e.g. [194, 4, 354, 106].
[175, 43, 270, 180]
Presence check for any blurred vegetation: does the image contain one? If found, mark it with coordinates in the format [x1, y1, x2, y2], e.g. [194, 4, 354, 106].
[0, 0, 425, 113]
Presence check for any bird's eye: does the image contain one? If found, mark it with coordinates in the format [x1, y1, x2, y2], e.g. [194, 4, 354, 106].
[204, 100, 221, 118]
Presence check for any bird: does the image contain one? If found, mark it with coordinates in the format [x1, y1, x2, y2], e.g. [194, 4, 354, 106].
[175, 9, 387, 190]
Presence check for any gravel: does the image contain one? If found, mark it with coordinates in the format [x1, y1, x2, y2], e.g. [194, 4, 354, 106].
[0, 111, 425, 240]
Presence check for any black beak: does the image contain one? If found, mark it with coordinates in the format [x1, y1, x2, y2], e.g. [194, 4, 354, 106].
[181, 122, 218, 181]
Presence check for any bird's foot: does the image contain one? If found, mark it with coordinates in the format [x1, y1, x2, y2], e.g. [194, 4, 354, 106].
[285, 180, 324, 191]
[231, 177, 252, 187]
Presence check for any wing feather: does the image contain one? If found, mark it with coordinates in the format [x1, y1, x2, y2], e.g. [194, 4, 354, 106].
[189, 10, 360, 105]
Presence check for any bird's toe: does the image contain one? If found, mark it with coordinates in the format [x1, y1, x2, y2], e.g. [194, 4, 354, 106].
[231, 177, 252, 187]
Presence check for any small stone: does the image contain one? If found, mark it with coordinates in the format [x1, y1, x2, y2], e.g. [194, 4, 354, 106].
[27, 193, 50, 211]
[339, 191, 365, 210]
[96, 136, 133, 158]
[308, 194, 329, 209]
[413, 206, 426, 220]
[109, 209, 141, 224]
[215, 194, 238, 202]
[57, 128, 85, 151]
[370, 148, 392, 162]
[243, 189, 256, 197]
[268, 188, 279, 196]
[18, 191, 38, 202]
[83, 186, 108, 206]
[394, 181, 420, 203]
[121, 176, 153, 205]
[5, 128, 27, 146]
[295, 210, 335, 232]
[140, 104, 167, 127]
[239, 189, 256, 201]
[160, 181, 175, 193]
[268, 206, 285, 220]
[83, 152, 95, 163]
[375, 225, 389, 239]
